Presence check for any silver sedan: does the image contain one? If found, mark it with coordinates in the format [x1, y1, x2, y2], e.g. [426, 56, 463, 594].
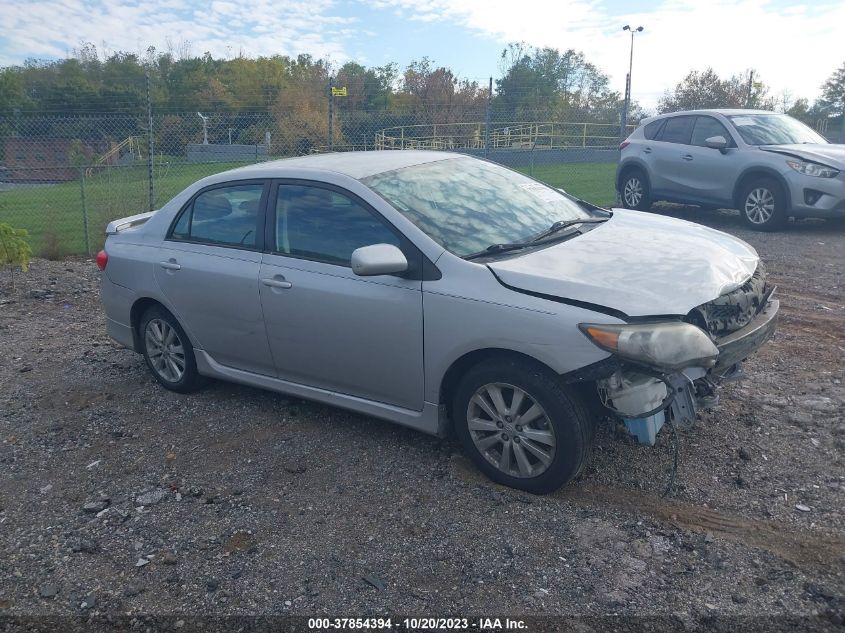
[98, 151, 777, 493]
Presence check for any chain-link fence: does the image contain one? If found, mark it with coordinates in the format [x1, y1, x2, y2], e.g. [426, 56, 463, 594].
[1, 97, 632, 256]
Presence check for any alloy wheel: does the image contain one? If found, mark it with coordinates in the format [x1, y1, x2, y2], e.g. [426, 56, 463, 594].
[144, 318, 186, 383]
[744, 187, 775, 225]
[623, 177, 643, 207]
[466, 382, 557, 478]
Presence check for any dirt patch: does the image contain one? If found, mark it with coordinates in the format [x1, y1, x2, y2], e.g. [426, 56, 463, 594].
[562, 483, 845, 573]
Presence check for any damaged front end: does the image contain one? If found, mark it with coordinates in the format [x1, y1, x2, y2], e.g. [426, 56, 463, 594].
[581, 264, 779, 445]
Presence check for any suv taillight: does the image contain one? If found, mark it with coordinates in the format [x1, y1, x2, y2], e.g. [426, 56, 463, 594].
[96, 250, 108, 270]
[619, 141, 630, 150]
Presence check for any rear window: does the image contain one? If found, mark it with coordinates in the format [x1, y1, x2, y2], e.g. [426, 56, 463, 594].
[170, 183, 264, 248]
[643, 119, 665, 140]
[658, 116, 695, 144]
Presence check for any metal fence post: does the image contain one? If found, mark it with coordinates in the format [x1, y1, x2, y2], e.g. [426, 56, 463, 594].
[79, 168, 91, 255]
[146, 72, 154, 211]
[484, 77, 492, 158]
[327, 78, 334, 152]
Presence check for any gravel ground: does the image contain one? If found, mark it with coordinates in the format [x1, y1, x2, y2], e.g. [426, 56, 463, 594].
[0, 208, 843, 628]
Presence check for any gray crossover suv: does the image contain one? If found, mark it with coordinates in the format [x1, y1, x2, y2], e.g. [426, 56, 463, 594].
[99, 151, 777, 493]
[617, 109, 845, 230]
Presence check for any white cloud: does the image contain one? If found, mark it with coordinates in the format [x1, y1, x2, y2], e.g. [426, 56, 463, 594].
[366, 0, 845, 110]
[0, 0, 356, 66]
[2, 0, 842, 111]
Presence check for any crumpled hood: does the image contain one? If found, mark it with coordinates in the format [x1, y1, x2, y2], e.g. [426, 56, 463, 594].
[760, 143, 845, 169]
[488, 210, 759, 317]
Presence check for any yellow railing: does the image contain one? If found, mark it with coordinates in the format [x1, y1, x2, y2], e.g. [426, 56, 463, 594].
[85, 136, 144, 176]
[374, 121, 637, 151]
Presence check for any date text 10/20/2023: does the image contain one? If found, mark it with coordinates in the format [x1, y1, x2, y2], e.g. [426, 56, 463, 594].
[307, 618, 528, 630]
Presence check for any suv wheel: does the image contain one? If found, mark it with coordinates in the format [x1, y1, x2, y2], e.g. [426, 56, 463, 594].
[620, 169, 651, 211]
[140, 305, 206, 393]
[739, 178, 787, 231]
[452, 358, 592, 494]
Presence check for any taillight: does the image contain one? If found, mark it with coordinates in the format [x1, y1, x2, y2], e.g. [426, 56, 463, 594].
[619, 141, 630, 150]
[96, 250, 108, 270]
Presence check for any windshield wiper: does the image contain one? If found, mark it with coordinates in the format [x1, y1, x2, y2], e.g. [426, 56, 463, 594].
[529, 217, 608, 243]
[464, 217, 609, 261]
[464, 242, 533, 260]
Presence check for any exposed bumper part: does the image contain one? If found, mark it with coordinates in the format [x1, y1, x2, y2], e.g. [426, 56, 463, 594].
[712, 299, 779, 373]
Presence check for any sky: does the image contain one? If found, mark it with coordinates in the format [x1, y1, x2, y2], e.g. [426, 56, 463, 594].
[2, 0, 843, 111]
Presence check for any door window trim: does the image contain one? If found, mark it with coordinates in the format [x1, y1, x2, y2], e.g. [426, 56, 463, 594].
[165, 179, 271, 253]
[265, 178, 439, 280]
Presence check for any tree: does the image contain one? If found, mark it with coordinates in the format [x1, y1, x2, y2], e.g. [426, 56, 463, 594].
[818, 61, 845, 117]
[494, 43, 619, 121]
[658, 68, 775, 113]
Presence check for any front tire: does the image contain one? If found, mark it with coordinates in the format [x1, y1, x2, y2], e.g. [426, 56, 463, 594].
[620, 169, 652, 211]
[452, 359, 592, 494]
[139, 305, 205, 393]
[739, 178, 787, 231]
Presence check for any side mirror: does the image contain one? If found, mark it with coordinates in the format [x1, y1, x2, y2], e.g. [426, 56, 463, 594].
[351, 244, 408, 276]
[705, 135, 728, 151]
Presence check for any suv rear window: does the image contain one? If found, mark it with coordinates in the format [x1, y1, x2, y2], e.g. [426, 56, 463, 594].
[658, 116, 694, 144]
[643, 119, 665, 140]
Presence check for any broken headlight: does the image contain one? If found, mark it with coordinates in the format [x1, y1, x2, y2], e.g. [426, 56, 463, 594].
[578, 321, 719, 372]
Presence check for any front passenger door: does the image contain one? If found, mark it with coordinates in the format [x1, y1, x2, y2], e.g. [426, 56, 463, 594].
[258, 182, 425, 411]
[674, 116, 737, 205]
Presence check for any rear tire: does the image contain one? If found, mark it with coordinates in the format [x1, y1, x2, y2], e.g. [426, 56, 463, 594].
[452, 358, 592, 494]
[139, 305, 206, 393]
[739, 178, 787, 231]
[620, 169, 652, 211]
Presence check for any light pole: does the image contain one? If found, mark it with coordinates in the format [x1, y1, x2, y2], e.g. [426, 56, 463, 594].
[197, 112, 209, 145]
[620, 25, 644, 141]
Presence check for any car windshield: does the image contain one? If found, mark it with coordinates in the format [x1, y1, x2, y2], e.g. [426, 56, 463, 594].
[362, 157, 594, 257]
[727, 114, 828, 146]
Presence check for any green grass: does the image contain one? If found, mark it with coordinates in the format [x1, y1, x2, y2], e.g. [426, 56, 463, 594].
[515, 162, 617, 207]
[0, 159, 618, 256]
[0, 160, 253, 255]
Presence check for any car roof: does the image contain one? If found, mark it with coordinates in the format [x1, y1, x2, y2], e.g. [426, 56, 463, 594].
[639, 109, 778, 125]
[217, 150, 459, 181]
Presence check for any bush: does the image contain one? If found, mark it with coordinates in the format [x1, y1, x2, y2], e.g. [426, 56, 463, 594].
[0, 222, 32, 272]
[0, 222, 33, 290]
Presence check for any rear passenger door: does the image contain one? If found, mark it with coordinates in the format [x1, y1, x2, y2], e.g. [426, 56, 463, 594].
[258, 181, 425, 411]
[648, 115, 695, 197]
[154, 181, 276, 376]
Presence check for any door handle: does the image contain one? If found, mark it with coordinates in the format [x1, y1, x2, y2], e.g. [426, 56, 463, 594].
[261, 277, 293, 289]
[643, 147, 652, 154]
[682, 154, 693, 161]
[159, 260, 181, 271]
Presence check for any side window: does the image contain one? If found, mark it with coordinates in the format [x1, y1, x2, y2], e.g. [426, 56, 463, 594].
[275, 184, 401, 266]
[170, 183, 263, 248]
[643, 119, 665, 140]
[691, 116, 734, 147]
[658, 116, 694, 144]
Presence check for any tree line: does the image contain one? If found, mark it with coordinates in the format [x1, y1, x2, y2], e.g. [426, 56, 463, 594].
[1, 42, 842, 152]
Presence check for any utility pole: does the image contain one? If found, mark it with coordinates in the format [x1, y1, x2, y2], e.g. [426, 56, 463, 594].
[146, 71, 154, 212]
[746, 70, 755, 108]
